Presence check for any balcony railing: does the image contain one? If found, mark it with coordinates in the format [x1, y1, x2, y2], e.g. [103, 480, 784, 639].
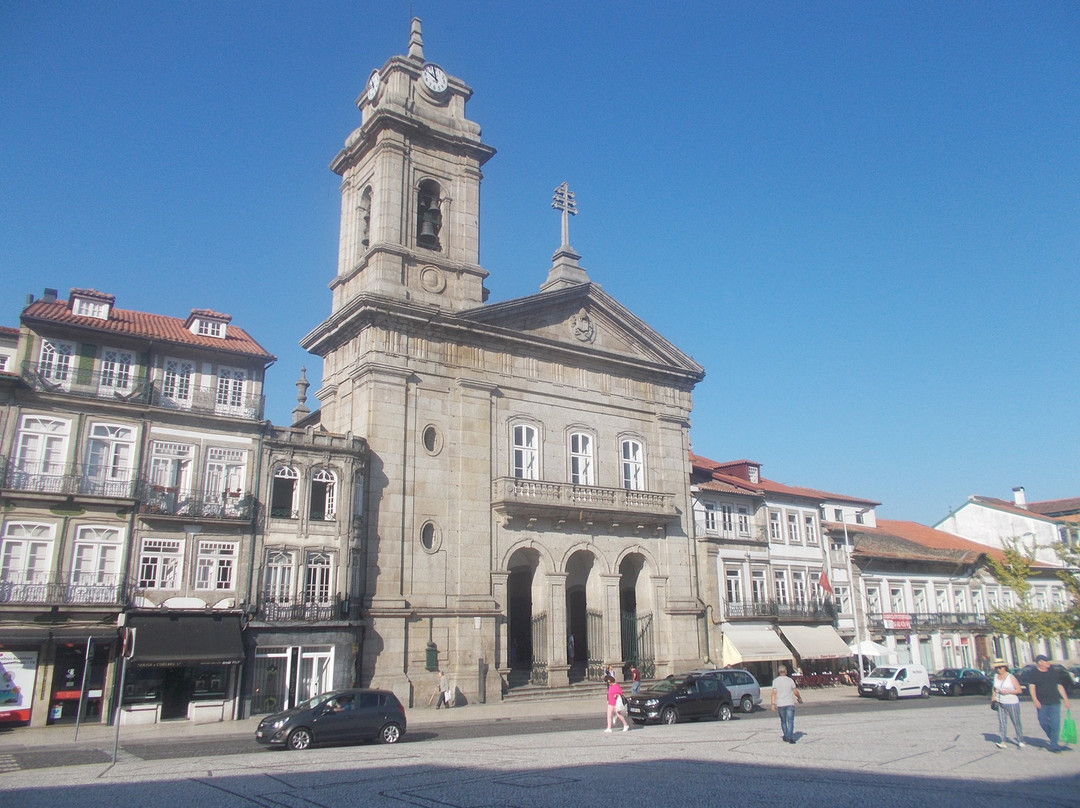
[136, 483, 254, 521]
[256, 594, 349, 623]
[725, 599, 838, 622]
[694, 521, 765, 542]
[21, 361, 265, 420]
[867, 612, 992, 631]
[1, 459, 136, 499]
[0, 572, 142, 606]
[492, 477, 676, 526]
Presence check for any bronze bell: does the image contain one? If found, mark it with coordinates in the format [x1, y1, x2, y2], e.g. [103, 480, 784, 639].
[417, 216, 439, 247]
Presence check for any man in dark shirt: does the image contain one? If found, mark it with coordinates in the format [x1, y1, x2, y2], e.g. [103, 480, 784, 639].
[1028, 654, 1071, 752]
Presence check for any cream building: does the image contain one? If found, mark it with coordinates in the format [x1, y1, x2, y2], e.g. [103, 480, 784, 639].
[300, 20, 706, 706]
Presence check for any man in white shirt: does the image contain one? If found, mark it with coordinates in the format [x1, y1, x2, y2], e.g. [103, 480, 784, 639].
[770, 664, 803, 743]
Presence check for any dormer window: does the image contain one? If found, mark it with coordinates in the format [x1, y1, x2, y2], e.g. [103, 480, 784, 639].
[747, 466, 759, 484]
[185, 309, 232, 339]
[69, 289, 114, 321]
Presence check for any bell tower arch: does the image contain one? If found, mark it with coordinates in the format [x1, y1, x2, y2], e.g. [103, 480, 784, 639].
[328, 18, 496, 313]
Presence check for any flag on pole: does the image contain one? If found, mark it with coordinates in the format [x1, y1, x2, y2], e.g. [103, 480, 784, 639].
[819, 570, 834, 595]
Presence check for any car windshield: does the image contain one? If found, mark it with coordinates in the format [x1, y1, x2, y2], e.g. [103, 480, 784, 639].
[297, 693, 338, 711]
[936, 669, 961, 677]
[869, 667, 897, 678]
[644, 679, 684, 694]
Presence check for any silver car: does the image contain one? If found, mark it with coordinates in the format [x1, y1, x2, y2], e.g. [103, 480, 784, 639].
[691, 668, 761, 713]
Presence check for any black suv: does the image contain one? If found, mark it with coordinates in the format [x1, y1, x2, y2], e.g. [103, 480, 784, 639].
[625, 672, 734, 725]
[255, 689, 406, 750]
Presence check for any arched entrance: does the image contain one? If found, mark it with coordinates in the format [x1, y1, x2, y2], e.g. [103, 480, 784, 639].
[506, 548, 540, 687]
[619, 553, 655, 678]
[566, 549, 600, 683]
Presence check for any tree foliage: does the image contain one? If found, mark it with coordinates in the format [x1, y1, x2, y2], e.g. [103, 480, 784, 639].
[986, 538, 1075, 642]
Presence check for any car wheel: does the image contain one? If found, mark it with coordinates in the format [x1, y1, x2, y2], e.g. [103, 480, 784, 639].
[887, 688, 899, 701]
[379, 722, 403, 744]
[661, 706, 679, 725]
[740, 695, 754, 713]
[717, 703, 733, 722]
[286, 728, 313, 750]
[921, 686, 930, 698]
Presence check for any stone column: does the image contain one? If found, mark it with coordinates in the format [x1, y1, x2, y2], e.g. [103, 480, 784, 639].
[546, 572, 569, 687]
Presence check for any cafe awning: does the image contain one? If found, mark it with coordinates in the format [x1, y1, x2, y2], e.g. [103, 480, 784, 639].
[779, 624, 852, 660]
[721, 624, 793, 663]
[128, 612, 244, 666]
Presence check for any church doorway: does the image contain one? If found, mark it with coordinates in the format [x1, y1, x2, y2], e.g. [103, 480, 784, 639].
[566, 550, 600, 682]
[619, 553, 655, 679]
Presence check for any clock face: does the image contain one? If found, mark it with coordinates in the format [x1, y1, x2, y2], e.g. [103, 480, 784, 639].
[422, 63, 448, 93]
[366, 70, 380, 102]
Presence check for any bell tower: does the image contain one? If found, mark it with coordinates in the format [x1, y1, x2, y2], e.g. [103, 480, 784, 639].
[328, 18, 496, 313]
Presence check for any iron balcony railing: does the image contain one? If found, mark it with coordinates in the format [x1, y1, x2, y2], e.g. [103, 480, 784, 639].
[21, 361, 265, 420]
[256, 594, 352, 623]
[867, 611, 993, 631]
[0, 572, 143, 607]
[725, 599, 838, 622]
[0, 458, 137, 499]
[135, 483, 254, 521]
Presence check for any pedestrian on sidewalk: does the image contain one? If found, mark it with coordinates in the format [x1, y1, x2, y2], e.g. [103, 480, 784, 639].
[770, 664, 802, 744]
[1028, 655, 1071, 751]
[604, 675, 630, 733]
[630, 664, 641, 694]
[990, 658, 1024, 748]
[436, 671, 452, 709]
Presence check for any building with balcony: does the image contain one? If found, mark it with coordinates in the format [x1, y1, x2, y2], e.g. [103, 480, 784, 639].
[690, 454, 874, 684]
[0, 288, 274, 727]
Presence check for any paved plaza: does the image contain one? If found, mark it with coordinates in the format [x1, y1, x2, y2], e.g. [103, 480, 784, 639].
[1, 693, 1077, 808]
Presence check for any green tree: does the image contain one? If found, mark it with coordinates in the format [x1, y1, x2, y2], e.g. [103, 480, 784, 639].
[1053, 535, 1080, 639]
[985, 539, 1072, 644]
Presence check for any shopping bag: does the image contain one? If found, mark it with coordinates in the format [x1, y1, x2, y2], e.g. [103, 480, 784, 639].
[1061, 710, 1077, 745]
[615, 695, 627, 713]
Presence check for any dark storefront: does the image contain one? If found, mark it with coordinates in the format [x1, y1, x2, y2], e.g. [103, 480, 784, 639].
[124, 611, 244, 723]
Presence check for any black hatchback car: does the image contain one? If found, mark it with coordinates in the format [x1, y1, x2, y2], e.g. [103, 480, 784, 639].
[625, 672, 734, 725]
[255, 688, 406, 750]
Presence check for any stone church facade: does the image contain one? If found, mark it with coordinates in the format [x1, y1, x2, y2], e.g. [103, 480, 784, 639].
[301, 20, 706, 706]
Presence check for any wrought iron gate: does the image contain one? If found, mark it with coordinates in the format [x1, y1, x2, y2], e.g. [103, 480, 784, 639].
[530, 611, 548, 686]
[586, 609, 604, 681]
[621, 611, 655, 679]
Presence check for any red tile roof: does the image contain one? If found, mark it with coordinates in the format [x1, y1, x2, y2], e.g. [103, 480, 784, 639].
[835, 519, 1005, 565]
[689, 451, 879, 506]
[22, 298, 274, 361]
[0, 326, 19, 337]
[1028, 497, 1080, 517]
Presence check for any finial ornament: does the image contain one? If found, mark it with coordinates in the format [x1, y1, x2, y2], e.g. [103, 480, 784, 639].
[408, 17, 424, 60]
[552, 182, 577, 251]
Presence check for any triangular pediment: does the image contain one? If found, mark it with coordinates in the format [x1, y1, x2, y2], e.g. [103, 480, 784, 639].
[459, 282, 704, 379]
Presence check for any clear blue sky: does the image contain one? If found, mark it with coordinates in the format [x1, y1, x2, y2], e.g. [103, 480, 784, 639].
[2, 2, 1077, 526]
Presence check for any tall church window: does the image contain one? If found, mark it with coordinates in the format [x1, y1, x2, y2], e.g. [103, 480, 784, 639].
[416, 179, 443, 250]
[310, 468, 337, 521]
[512, 424, 538, 480]
[569, 432, 594, 486]
[620, 439, 644, 491]
[270, 465, 299, 519]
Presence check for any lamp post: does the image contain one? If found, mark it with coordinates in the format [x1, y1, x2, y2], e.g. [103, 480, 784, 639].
[843, 509, 871, 677]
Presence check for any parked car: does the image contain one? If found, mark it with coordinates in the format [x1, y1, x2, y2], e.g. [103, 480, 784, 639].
[690, 668, 761, 713]
[930, 668, 990, 696]
[625, 672, 734, 725]
[255, 689, 406, 750]
[857, 664, 931, 700]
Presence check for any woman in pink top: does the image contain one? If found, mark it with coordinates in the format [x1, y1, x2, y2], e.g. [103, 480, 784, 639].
[605, 675, 630, 732]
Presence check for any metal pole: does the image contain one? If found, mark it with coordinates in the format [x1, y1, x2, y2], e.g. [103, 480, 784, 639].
[112, 654, 128, 765]
[844, 521, 865, 678]
[73, 636, 93, 741]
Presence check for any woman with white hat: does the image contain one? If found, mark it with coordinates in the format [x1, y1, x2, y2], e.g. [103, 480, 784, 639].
[989, 658, 1024, 748]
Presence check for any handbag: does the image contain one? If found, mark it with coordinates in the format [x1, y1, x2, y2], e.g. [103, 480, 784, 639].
[1062, 710, 1077, 745]
[615, 694, 627, 713]
[990, 701, 999, 711]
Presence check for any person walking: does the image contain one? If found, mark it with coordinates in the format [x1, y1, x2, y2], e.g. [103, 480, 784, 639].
[770, 664, 802, 744]
[630, 664, 641, 694]
[1028, 654, 1071, 751]
[436, 671, 452, 709]
[604, 675, 630, 733]
[989, 658, 1024, 748]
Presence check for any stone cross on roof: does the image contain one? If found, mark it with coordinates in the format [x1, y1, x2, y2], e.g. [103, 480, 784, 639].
[552, 182, 577, 251]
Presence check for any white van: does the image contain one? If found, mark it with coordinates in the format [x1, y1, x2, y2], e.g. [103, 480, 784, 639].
[857, 664, 930, 700]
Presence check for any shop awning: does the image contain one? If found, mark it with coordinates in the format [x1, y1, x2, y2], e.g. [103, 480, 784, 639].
[779, 625, 852, 660]
[0, 626, 118, 645]
[721, 624, 793, 663]
[128, 612, 244, 666]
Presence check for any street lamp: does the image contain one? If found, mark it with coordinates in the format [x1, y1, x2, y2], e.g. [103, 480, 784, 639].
[844, 508, 871, 677]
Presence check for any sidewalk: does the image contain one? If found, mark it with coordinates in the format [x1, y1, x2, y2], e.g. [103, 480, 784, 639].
[0, 683, 859, 750]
